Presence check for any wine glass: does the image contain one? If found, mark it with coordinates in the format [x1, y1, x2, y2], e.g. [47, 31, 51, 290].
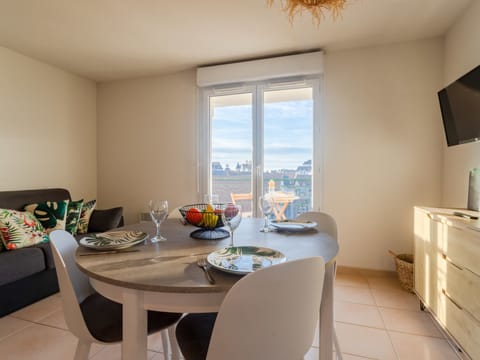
[222, 204, 242, 247]
[149, 200, 168, 242]
[259, 195, 275, 232]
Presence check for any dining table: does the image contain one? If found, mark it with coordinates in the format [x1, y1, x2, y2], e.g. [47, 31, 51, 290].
[75, 217, 339, 360]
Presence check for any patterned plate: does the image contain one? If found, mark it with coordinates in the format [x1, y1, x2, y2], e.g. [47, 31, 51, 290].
[270, 220, 317, 232]
[207, 246, 286, 275]
[79, 231, 148, 250]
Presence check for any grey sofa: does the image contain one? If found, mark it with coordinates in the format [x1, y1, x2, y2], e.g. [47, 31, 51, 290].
[0, 188, 123, 317]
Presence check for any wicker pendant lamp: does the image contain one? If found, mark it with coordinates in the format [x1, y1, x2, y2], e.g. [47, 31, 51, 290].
[268, 0, 347, 25]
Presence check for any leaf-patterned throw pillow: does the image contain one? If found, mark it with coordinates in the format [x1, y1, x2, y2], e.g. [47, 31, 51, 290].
[77, 199, 97, 234]
[24, 200, 69, 233]
[65, 199, 84, 235]
[0, 209, 49, 250]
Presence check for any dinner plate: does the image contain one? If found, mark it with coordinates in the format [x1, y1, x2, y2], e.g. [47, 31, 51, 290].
[79, 231, 148, 250]
[270, 220, 317, 232]
[207, 246, 286, 275]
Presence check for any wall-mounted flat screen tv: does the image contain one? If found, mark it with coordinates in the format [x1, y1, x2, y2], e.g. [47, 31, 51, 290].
[438, 65, 480, 146]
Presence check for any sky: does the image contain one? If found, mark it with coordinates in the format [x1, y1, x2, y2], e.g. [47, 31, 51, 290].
[211, 99, 313, 171]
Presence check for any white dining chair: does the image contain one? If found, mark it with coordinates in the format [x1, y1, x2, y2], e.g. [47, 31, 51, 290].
[296, 211, 343, 360]
[49, 230, 182, 360]
[175, 256, 325, 360]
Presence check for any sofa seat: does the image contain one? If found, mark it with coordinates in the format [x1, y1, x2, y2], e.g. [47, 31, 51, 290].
[0, 188, 123, 317]
[0, 246, 47, 286]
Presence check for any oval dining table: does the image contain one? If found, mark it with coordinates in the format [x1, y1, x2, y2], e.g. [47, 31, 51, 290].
[75, 218, 339, 360]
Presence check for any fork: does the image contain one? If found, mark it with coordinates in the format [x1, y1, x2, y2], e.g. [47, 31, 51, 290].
[197, 258, 215, 284]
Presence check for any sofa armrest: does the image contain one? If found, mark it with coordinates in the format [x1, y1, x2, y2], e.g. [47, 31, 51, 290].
[88, 207, 124, 233]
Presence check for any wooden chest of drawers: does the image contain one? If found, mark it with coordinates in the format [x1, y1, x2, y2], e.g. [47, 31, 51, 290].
[414, 207, 480, 360]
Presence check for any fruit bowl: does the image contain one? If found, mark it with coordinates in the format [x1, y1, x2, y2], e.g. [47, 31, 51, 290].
[179, 203, 229, 240]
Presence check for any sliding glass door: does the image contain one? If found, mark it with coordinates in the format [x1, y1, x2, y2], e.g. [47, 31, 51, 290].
[200, 78, 321, 218]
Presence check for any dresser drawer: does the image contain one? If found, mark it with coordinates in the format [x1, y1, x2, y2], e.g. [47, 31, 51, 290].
[444, 259, 480, 322]
[440, 293, 480, 360]
[445, 225, 480, 277]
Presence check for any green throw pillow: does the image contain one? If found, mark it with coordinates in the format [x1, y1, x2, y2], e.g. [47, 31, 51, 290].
[24, 200, 69, 233]
[0, 209, 49, 250]
[65, 199, 84, 235]
[77, 199, 97, 234]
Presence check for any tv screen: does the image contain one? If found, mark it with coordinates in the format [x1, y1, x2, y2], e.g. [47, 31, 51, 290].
[438, 65, 480, 146]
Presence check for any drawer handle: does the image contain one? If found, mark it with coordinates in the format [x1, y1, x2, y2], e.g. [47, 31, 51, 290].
[442, 254, 464, 271]
[442, 289, 463, 310]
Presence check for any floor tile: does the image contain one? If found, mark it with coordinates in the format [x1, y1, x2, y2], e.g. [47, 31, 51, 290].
[89, 343, 158, 359]
[389, 331, 461, 360]
[36, 308, 68, 330]
[147, 330, 167, 352]
[0, 316, 32, 341]
[366, 275, 404, 290]
[379, 307, 443, 338]
[335, 273, 370, 288]
[0, 323, 78, 360]
[342, 354, 377, 359]
[371, 287, 420, 311]
[335, 285, 376, 305]
[10, 293, 62, 322]
[336, 301, 385, 329]
[336, 322, 397, 360]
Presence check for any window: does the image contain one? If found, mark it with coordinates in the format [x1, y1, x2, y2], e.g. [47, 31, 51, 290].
[199, 77, 322, 219]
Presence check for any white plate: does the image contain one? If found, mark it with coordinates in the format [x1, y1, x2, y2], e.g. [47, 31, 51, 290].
[79, 231, 148, 250]
[207, 246, 286, 275]
[270, 220, 318, 232]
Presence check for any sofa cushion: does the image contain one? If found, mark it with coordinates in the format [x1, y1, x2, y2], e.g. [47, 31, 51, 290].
[77, 200, 97, 234]
[0, 246, 47, 286]
[0, 209, 49, 250]
[24, 200, 69, 233]
[88, 207, 123, 233]
[65, 199, 84, 235]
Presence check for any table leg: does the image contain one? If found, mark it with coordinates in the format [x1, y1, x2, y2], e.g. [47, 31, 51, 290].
[122, 289, 148, 360]
[319, 263, 335, 360]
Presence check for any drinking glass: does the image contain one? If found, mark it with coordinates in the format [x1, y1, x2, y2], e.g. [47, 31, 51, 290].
[203, 194, 220, 205]
[259, 195, 275, 232]
[149, 200, 168, 242]
[222, 204, 242, 247]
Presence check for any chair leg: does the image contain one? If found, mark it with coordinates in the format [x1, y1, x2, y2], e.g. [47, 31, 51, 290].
[74, 340, 91, 360]
[333, 329, 343, 360]
[161, 329, 170, 360]
[168, 324, 181, 360]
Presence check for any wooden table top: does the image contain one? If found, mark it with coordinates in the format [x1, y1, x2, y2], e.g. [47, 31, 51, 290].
[75, 218, 338, 293]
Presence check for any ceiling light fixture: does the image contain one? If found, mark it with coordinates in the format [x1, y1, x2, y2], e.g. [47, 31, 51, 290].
[268, 0, 346, 25]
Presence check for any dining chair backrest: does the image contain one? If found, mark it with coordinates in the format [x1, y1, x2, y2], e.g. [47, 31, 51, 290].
[296, 211, 343, 360]
[206, 256, 325, 360]
[296, 211, 337, 239]
[49, 230, 97, 343]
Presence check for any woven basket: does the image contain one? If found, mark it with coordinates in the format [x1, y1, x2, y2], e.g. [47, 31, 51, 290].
[389, 250, 414, 293]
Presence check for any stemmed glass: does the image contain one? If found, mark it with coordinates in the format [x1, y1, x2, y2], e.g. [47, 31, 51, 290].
[222, 204, 242, 247]
[259, 195, 275, 232]
[149, 200, 168, 243]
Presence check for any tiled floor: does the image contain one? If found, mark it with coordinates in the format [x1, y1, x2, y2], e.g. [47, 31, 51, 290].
[0, 268, 463, 360]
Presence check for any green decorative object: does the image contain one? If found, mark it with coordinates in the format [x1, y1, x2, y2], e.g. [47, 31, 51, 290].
[207, 246, 286, 275]
[0, 209, 49, 250]
[79, 231, 147, 250]
[77, 199, 97, 234]
[24, 200, 69, 233]
[65, 199, 84, 235]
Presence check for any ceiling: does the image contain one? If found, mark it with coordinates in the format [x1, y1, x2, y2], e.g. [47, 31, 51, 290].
[0, 0, 472, 82]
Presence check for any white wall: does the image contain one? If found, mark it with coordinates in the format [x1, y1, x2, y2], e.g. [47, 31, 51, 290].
[324, 39, 444, 269]
[98, 38, 444, 270]
[442, 0, 480, 208]
[97, 70, 198, 222]
[0, 46, 97, 200]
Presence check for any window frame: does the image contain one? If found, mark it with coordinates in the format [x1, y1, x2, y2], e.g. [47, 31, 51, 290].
[197, 76, 324, 215]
